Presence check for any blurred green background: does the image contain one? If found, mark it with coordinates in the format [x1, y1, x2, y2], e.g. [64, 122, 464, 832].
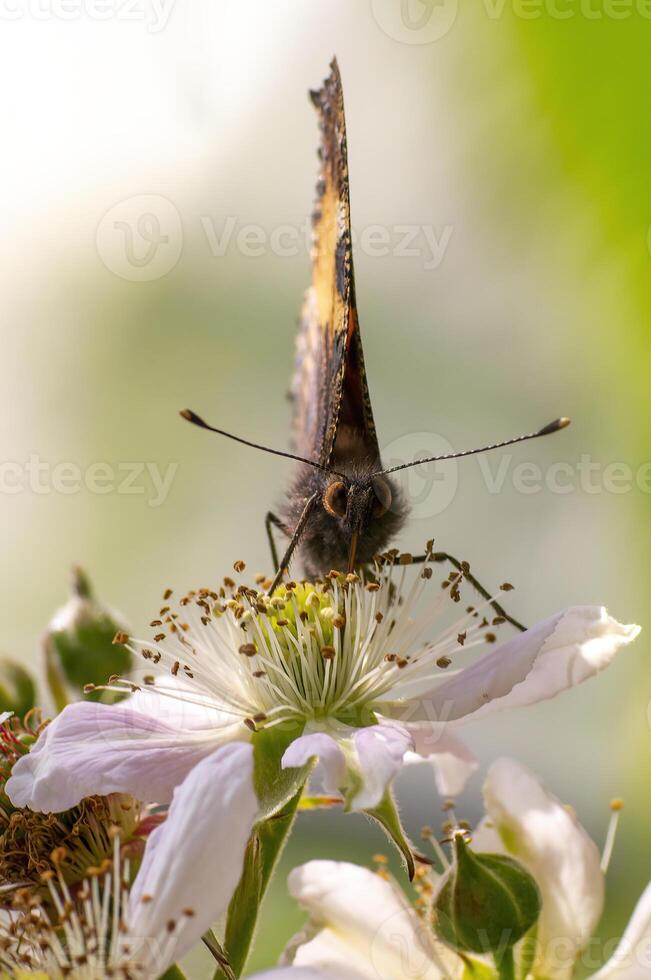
[1, 1, 649, 974]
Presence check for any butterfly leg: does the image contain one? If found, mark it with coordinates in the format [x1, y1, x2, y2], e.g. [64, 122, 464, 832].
[409, 547, 527, 633]
[268, 492, 320, 595]
[265, 511, 286, 572]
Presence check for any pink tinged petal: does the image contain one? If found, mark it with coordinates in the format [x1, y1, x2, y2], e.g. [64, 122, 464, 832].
[127, 743, 258, 972]
[6, 700, 242, 812]
[385, 607, 639, 725]
[286, 860, 455, 980]
[593, 884, 651, 980]
[482, 757, 604, 980]
[390, 720, 479, 797]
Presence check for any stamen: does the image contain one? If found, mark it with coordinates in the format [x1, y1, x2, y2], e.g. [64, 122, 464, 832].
[601, 798, 624, 873]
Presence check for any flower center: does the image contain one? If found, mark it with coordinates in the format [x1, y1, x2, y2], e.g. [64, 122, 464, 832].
[107, 554, 508, 734]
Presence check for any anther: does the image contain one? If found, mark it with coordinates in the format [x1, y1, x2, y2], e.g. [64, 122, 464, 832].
[437, 656, 451, 669]
[113, 631, 128, 645]
[233, 560, 246, 573]
[500, 582, 514, 592]
[321, 646, 336, 660]
[239, 643, 257, 657]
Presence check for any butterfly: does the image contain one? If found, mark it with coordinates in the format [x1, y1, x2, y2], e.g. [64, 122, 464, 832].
[181, 59, 568, 618]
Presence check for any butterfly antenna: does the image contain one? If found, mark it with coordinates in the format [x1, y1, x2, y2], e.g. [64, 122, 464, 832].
[378, 417, 571, 475]
[180, 409, 341, 475]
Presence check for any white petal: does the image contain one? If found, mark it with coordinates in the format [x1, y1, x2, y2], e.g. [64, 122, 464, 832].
[482, 757, 604, 980]
[285, 860, 456, 980]
[6, 700, 244, 811]
[290, 928, 388, 979]
[350, 725, 413, 810]
[593, 884, 651, 980]
[282, 730, 347, 797]
[385, 608, 639, 725]
[127, 743, 258, 972]
[390, 720, 479, 797]
[281, 725, 412, 811]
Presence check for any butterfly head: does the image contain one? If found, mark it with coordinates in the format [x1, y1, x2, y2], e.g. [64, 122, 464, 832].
[291, 467, 404, 575]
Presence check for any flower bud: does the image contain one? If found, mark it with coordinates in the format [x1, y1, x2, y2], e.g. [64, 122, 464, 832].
[434, 832, 541, 955]
[0, 658, 36, 715]
[42, 567, 131, 710]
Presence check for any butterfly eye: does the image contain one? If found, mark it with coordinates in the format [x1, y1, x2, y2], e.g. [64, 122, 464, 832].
[371, 477, 392, 518]
[323, 480, 348, 518]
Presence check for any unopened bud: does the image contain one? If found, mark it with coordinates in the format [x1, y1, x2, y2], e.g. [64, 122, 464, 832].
[434, 833, 541, 955]
[42, 567, 131, 710]
[0, 658, 36, 715]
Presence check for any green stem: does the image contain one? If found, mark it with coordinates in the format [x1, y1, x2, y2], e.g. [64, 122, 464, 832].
[212, 788, 302, 980]
[495, 946, 515, 980]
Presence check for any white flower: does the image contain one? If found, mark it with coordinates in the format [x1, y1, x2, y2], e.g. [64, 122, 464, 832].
[7, 563, 639, 816]
[0, 742, 257, 979]
[255, 760, 651, 980]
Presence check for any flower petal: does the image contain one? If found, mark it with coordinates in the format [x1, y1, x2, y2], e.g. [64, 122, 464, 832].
[127, 742, 258, 972]
[6, 699, 243, 811]
[384, 607, 639, 725]
[284, 860, 456, 980]
[281, 724, 413, 811]
[481, 757, 604, 980]
[282, 731, 347, 797]
[351, 725, 413, 810]
[390, 720, 479, 797]
[593, 883, 651, 980]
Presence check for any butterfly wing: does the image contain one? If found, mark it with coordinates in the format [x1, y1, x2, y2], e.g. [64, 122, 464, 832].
[291, 59, 381, 471]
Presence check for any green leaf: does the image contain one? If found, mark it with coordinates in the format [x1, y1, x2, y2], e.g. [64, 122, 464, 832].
[216, 788, 304, 979]
[435, 833, 541, 957]
[365, 789, 416, 880]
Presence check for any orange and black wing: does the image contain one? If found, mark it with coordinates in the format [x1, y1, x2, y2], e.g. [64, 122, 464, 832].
[291, 59, 380, 471]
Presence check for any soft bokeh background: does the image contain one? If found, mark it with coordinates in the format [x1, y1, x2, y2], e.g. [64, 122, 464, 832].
[1, 1, 649, 974]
